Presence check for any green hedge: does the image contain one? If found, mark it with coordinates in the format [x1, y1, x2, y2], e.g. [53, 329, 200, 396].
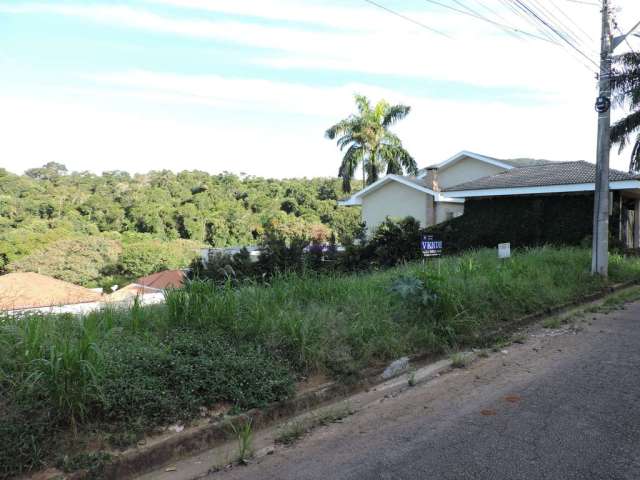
[427, 194, 597, 253]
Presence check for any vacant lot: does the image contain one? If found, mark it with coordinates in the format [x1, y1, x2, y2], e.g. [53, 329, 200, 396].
[1, 247, 639, 478]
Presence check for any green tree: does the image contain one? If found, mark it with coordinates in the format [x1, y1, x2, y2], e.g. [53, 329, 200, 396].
[325, 94, 417, 192]
[120, 238, 201, 278]
[8, 237, 121, 285]
[611, 52, 640, 172]
[24, 162, 68, 181]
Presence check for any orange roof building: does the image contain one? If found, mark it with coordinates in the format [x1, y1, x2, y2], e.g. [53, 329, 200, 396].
[135, 270, 186, 290]
[107, 283, 162, 302]
[0, 272, 103, 311]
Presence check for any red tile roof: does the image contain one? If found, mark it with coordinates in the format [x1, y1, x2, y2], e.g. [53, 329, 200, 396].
[135, 270, 186, 290]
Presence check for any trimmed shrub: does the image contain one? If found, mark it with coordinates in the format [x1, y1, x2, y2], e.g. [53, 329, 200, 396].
[425, 194, 596, 253]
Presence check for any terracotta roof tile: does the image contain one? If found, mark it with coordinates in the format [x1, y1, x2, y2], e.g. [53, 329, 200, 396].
[0, 272, 103, 311]
[445, 161, 639, 192]
[135, 270, 186, 290]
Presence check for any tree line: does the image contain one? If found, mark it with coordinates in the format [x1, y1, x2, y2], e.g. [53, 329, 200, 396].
[0, 162, 363, 286]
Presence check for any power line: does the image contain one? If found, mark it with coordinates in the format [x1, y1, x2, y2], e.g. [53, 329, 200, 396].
[422, 0, 558, 43]
[497, 0, 559, 43]
[498, 0, 598, 73]
[448, 0, 525, 40]
[509, 0, 600, 69]
[564, 0, 599, 6]
[549, 0, 595, 43]
[529, 0, 596, 53]
[362, 0, 450, 38]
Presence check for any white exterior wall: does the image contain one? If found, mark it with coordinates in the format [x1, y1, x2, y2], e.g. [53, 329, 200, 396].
[4, 293, 166, 317]
[362, 181, 430, 232]
[435, 202, 465, 224]
[437, 158, 506, 189]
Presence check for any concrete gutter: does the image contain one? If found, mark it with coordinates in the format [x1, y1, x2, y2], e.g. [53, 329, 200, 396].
[40, 281, 639, 480]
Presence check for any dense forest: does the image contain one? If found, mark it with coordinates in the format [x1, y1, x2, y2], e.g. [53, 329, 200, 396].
[0, 162, 363, 287]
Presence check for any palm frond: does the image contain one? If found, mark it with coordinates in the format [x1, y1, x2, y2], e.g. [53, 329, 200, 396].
[379, 144, 417, 176]
[398, 148, 418, 176]
[354, 94, 371, 115]
[364, 150, 381, 185]
[630, 135, 640, 174]
[338, 145, 363, 193]
[611, 52, 640, 109]
[325, 118, 355, 140]
[611, 109, 640, 151]
[382, 104, 411, 128]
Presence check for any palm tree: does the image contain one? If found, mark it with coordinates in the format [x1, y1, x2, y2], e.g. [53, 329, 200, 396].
[325, 95, 418, 193]
[610, 52, 640, 173]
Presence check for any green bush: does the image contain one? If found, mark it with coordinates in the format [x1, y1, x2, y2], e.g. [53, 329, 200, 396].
[193, 217, 423, 283]
[100, 331, 294, 427]
[425, 194, 597, 253]
[368, 216, 422, 266]
[119, 238, 200, 278]
[0, 399, 59, 479]
[7, 236, 121, 285]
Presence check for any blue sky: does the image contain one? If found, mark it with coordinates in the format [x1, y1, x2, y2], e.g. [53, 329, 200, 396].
[1, 0, 640, 177]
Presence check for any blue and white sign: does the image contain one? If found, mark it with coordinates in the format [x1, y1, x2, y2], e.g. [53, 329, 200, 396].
[421, 234, 443, 257]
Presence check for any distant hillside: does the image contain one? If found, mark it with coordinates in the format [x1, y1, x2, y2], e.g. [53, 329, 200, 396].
[0, 163, 362, 285]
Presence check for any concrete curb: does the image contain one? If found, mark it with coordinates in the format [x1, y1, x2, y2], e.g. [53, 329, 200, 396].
[479, 280, 638, 342]
[50, 280, 640, 480]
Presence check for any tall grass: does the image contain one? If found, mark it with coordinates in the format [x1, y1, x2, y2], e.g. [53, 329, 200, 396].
[2, 247, 640, 477]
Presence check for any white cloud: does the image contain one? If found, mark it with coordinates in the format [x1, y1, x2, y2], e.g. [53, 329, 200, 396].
[0, 1, 603, 91]
[2, 1, 640, 176]
[0, 73, 625, 179]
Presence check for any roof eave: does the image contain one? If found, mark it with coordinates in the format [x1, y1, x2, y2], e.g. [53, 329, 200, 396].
[445, 180, 640, 198]
[428, 151, 515, 172]
[339, 174, 438, 204]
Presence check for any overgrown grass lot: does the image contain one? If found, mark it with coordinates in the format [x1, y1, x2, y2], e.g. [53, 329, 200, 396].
[2, 247, 640, 478]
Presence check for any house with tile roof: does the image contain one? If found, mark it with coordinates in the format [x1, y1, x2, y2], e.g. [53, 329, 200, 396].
[135, 269, 186, 290]
[0, 272, 104, 314]
[340, 151, 640, 248]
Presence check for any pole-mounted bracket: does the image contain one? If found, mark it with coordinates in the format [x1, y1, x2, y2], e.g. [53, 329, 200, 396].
[612, 19, 640, 51]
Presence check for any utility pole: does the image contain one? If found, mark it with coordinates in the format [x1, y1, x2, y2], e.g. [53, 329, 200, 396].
[592, 0, 612, 276]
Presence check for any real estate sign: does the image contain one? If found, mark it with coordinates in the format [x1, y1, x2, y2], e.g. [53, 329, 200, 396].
[421, 234, 443, 257]
[498, 242, 511, 259]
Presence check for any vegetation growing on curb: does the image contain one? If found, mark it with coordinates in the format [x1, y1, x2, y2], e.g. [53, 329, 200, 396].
[1, 247, 640, 477]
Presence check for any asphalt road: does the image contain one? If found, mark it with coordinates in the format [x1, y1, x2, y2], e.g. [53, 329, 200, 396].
[209, 299, 640, 480]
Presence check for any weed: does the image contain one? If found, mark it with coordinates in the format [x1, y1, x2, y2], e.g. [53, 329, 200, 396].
[314, 404, 353, 426]
[56, 451, 112, 478]
[275, 420, 308, 445]
[229, 419, 253, 464]
[491, 337, 511, 352]
[542, 317, 561, 329]
[450, 353, 469, 369]
[275, 404, 353, 446]
[407, 368, 417, 387]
